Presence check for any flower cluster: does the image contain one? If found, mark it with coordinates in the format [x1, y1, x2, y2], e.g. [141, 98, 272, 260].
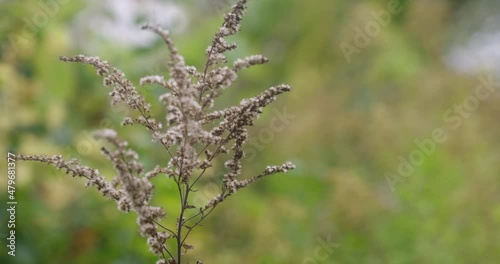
[18, 0, 294, 263]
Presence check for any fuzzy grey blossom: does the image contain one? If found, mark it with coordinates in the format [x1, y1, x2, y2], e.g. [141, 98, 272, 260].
[18, 1, 294, 263]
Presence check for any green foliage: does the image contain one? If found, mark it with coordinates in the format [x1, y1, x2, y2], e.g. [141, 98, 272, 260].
[2, 0, 499, 263]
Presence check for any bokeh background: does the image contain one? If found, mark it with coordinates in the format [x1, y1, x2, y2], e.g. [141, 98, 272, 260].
[2, 0, 500, 263]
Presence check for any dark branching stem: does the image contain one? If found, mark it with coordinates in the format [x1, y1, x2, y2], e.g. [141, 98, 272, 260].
[198, 43, 216, 103]
[19, 1, 295, 264]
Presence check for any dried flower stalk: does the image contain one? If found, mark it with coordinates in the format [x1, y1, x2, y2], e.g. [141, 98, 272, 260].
[17, 1, 294, 263]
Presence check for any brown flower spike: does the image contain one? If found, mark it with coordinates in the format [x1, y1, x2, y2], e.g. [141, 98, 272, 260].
[18, 0, 294, 263]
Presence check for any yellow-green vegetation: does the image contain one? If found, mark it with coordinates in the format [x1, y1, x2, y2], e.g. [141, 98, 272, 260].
[1, 0, 500, 263]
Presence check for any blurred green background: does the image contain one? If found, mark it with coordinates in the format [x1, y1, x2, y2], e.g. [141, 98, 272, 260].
[1, 0, 500, 263]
